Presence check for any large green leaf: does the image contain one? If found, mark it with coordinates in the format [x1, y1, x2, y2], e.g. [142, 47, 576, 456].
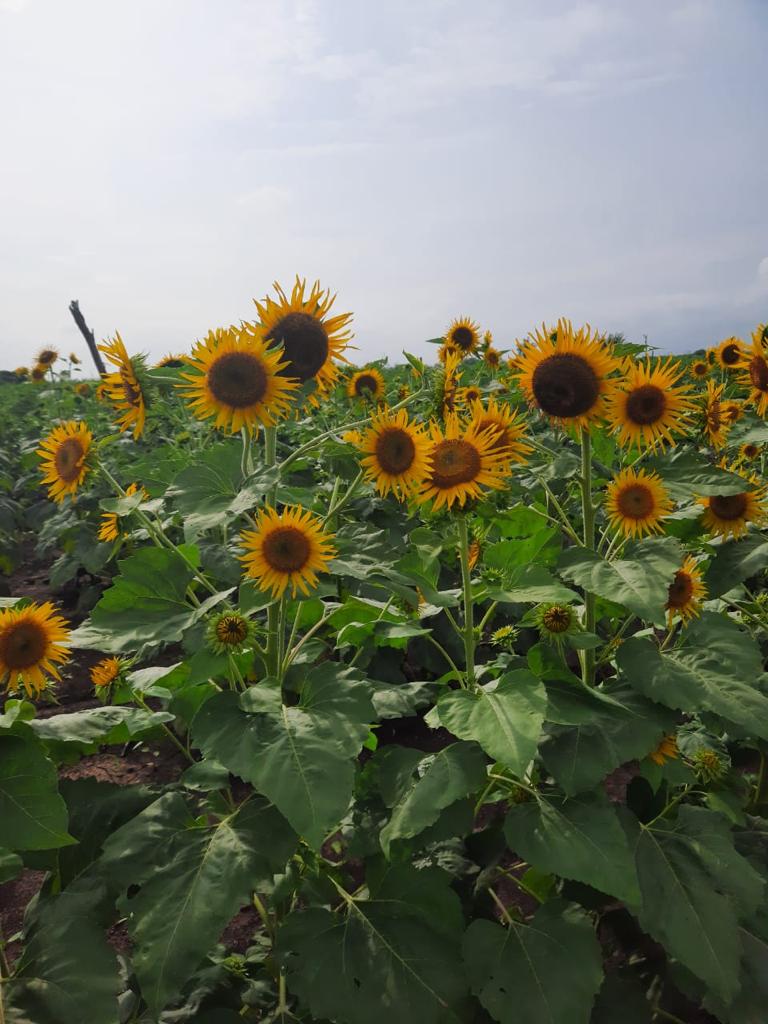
[276, 866, 467, 1024]
[0, 735, 75, 851]
[591, 974, 652, 1024]
[70, 546, 231, 651]
[29, 706, 174, 747]
[558, 537, 681, 623]
[436, 671, 546, 773]
[505, 793, 639, 903]
[618, 613, 768, 740]
[705, 534, 768, 598]
[8, 879, 120, 1024]
[646, 450, 749, 500]
[99, 791, 295, 1014]
[167, 442, 279, 537]
[540, 683, 675, 794]
[380, 742, 486, 856]
[464, 900, 603, 1024]
[628, 807, 764, 1002]
[480, 564, 580, 605]
[193, 663, 375, 847]
[706, 903, 768, 1023]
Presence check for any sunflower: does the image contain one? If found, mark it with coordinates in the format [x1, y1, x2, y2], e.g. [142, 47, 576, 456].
[514, 319, 619, 429]
[606, 357, 696, 449]
[0, 601, 70, 697]
[14, 366, 28, 378]
[98, 482, 147, 542]
[347, 368, 385, 402]
[31, 364, 47, 382]
[156, 354, 187, 369]
[665, 555, 706, 626]
[604, 467, 673, 539]
[37, 421, 93, 503]
[417, 414, 510, 510]
[721, 400, 744, 424]
[98, 332, 147, 439]
[738, 442, 761, 464]
[690, 360, 709, 380]
[467, 397, 532, 463]
[755, 323, 768, 354]
[341, 429, 363, 446]
[535, 603, 579, 647]
[74, 382, 91, 397]
[253, 277, 353, 401]
[35, 347, 58, 367]
[716, 336, 744, 370]
[484, 347, 502, 370]
[706, 348, 717, 366]
[702, 380, 730, 448]
[69, 353, 80, 365]
[91, 656, 124, 689]
[738, 334, 768, 416]
[438, 342, 460, 364]
[698, 479, 767, 540]
[445, 317, 481, 355]
[457, 385, 482, 406]
[207, 610, 254, 654]
[240, 505, 336, 598]
[179, 327, 298, 434]
[649, 734, 678, 766]
[468, 539, 481, 569]
[359, 407, 431, 499]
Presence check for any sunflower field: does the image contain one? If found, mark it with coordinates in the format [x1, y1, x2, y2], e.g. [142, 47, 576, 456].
[1, 287, 768, 1024]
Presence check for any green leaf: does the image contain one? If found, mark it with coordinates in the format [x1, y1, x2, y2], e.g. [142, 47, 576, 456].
[706, 903, 768, 1023]
[464, 900, 603, 1024]
[0, 846, 23, 883]
[646, 450, 749, 500]
[70, 546, 231, 651]
[29, 707, 174, 747]
[481, 565, 580, 604]
[193, 663, 375, 847]
[167, 442, 279, 537]
[276, 867, 467, 1024]
[558, 537, 682, 624]
[629, 807, 764, 1002]
[705, 534, 768, 598]
[436, 671, 546, 773]
[541, 683, 675, 794]
[486, 527, 560, 570]
[8, 880, 120, 1024]
[99, 792, 295, 1014]
[618, 613, 768, 740]
[380, 742, 486, 856]
[505, 793, 639, 903]
[591, 973, 652, 1024]
[0, 735, 75, 851]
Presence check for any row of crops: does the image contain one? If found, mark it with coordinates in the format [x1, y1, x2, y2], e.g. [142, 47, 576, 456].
[1, 281, 767, 1023]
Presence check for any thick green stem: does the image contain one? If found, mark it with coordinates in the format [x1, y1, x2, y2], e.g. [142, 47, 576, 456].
[264, 425, 280, 676]
[579, 428, 596, 685]
[457, 516, 476, 688]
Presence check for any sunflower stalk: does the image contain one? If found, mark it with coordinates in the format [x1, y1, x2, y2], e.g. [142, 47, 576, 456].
[263, 425, 281, 677]
[457, 515, 477, 689]
[579, 428, 597, 684]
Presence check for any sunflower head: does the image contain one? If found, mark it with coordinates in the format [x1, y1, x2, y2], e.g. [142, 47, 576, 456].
[649, 734, 678, 766]
[604, 467, 673, 539]
[207, 610, 254, 654]
[253, 277, 353, 404]
[534, 603, 578, 647]
[359, 407, 431, 499]
[738, 442, 761, 464]
[466, 397, 532, 463]
[716, 336, 744, 369]
[347, 368, 385, 402]
[457, 385, 482, 406]
[438, 341, 461, 364]
[698, 477, 767, 540]
[665, 555, 706, 626]
[90, 656, 125, 691]
[14, 366, 29, 378]
[37, 421, 94, 503]
[690, 360, 709, 380]
[179, 326, 299, 434]
[607, 357, 695, 450]
[36, 347, 58, 367]
[240, 505, 337, 599]
[0, 601, 70, 698]
[156, 354, 187, 369]
[721, 400, 744, 424]
[514, 319, 619, 429]
[74, 382, 91, 397]
[468, 539, 481, 570]
[738, 336, 768, 417]
[445, 317, 481, 355]
[397, 384, 410, 401]
[702, 380, 730, 449]
[31, 364, 48, 382]
[706, 348, 717, 365]
[491, 624, 518, 649]
[693, 748, 727, 783]
[484, 347, 502, 370]
[417, 414, 511, 511]
[98, 332, 148, 439]
[98, 482, 147, 542]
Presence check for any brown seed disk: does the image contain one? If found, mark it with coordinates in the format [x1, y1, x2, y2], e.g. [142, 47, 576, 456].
[54, 438, 85, 482]
[430, 439, 481, 488]
[262, 527, 311, 572]
[267, 312, 329, 382]
[531, 354, 600, 418]
[374, 428, 416, 474]
[208, 352, 268, 408]
[708, 493, 748, 521]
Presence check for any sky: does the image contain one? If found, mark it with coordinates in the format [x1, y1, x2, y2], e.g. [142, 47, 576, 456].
[1, 0, 767, 372]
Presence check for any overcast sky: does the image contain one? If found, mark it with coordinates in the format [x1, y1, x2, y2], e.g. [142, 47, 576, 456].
[2, 0, 766, 372]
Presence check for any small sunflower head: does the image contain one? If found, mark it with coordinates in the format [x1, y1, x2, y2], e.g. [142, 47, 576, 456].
[649, 733, 678, 766]
[491, 624, 518, 650]
[535, 603, 578, 645]
[690, 360, 709, 380]
[397, 384, 410, 401]
[31, 364, 48, 382]
[69, 353, 81, 364]
[207, 611, 254, 654]
[75, 382, 91, 397]
[445, 317, 481, 355]
[692, 748, 727, 783]
[90, 656, 126, 692]
[36, 347, 59, 367]
[14, 366, 29, 378]
[739, 442, 761, 464]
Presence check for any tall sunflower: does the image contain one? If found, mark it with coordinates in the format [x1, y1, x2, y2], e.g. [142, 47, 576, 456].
[738, 332, 768, 416]
[31, 364, 48, 382]
[466, 397, 532, 463]
[98, 332, 147, 439]
[253, 277, 353, 401]
[37, 421, 93, 503]
[665, 556, 706, 626]
[240, 506, 336, 598]
[716, 337, 744, 370]
[180, 327, 298, 433]
[35, 347, 58, 367]
[698, 478, 767, 540]
[445, 317, 481, 356]
[607, 357, 695, 449]
[0, 601, 70, 697]
[484, 346, 502, 370]
[347, 368, 385, 402]
[417, 414, 510, 510]
[514, 319, 618, 430]
[98, 482, 147, 542]
[604, 467, 672, 539]
[702, 380, 730, 448]
[359, 408, 431, 499]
